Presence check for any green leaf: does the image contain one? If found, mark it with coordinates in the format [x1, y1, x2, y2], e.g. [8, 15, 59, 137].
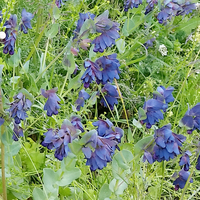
[0, 64, 3, 84]
[8, 50, 21, 67]
[68, 139, 82, 154]
[56, 168, 81, 186]
[67, 73, 82, 90]
[45, 23, 59, 38]
[132, 118, 142, 129]
[33, 187, 47, 200]
[20, 60, 29, 74]
[53, 6, 61, 19]
[127, 127, 134, 143]
[176, 17, 200, 35]
[134, 135, 154, 155]
[79, 130, 97, 145]
[138, 107, 147, 121]
[116, 39, 125, 54]
[99, 183, 111, 200]
[88, 91, 98, 106]
[10, 76, 20, 84]
[109, 178, 128, 195]
[79, 19, 96, 36]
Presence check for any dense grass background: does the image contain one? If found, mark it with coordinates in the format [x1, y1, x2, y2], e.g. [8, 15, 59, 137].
[0, 0, 200, 199]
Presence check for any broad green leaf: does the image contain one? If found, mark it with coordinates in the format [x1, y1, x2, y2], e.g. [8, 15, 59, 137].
[45, 23, 59, 38]
[88, 91, 98, 106]
[138, 107, 147, 121]
[109, 178, 128, 195]
[56, 168, 81, 186]
[68, 139, 82, 154]
[99, 183, 111, 200]
[79, 19, 95, 36]
[134, 135, 154, 155]
[67, 73, 82, 90]
[8, 50, 21, 67]
[33, 187, 47, 200]
[79, 130, 97, 145]
[20, 60, 29, 75]
[176, 17, 200, 35]
[53, 6, 60, 19]
[10, 76, 20, 84]
[127, 127, 134, 143]
[132, 118, 143, 129]
[116, 39, 125, 54]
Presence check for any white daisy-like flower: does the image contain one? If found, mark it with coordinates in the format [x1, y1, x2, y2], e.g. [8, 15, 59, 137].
[158, 44, 168, 56]
[0, 31, 6, 40]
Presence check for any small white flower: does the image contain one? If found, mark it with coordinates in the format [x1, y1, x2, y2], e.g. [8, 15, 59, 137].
[196, 3, 200, 10]
[158, 44, 168, 56]
[0, 31, 6, 40]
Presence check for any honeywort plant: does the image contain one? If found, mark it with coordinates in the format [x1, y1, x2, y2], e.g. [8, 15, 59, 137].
[0, 0, 200, 199]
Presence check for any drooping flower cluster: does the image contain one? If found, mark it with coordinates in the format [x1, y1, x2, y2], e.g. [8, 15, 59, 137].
[143, 124, 186, 163]
[41, 88, 61, 117]
[2, 9, 33, 55]
[8, 93, 32, 141]
[157, 0, 196, 24]
[75, 89, 90, 111]
[139, 85, 174, 128]
[145, 0, 158, 15]
[41, 119, 80, 161]
[101, 83, 119, 110]
[124, 0, 143, 12]
[180, 103, 200, 134]
[173, 169, 193, 190]
[72, 10, 119, 53]
[179, 151, 191, 171]
[82, 119, 123, 171]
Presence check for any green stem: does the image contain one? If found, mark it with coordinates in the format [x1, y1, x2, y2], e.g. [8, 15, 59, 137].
[114, 79, 129, 128]
[60, 71, 69, 96]
[159, 161, 165, 200]
[0, 89, 7, 200]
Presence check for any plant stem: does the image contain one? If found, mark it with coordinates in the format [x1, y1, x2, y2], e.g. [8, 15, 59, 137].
[0, 89, 7, 200]
[60, 71, 69, 96]
[159, 161, 165, 200]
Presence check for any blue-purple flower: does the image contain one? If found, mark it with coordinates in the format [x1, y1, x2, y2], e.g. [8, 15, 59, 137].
[101, 83, 119, 110]
[19, 9, 34, 34]
[196, 155, 200, 170]
[140, 99, 164, 129]
[153, 85, 174, 111]
[144, 38, 155, 49]
[180, 103, 200, 134]
[12, 123, 24, 141]
[41, 88, 61, 117]
[82, 118, 123, 171]
[173, 169, 193, 190]
[55, 0, 65, 8]
[75, 89, 90, 111]
[81, 60, 102, 88]
[153, 124, 185, 162]
[8, 92, 32, 124]
[176, 1, 196, 16]
[179, 151, 191, 171]
[95, 54, 120, 84]
[145, 0, 158, 15]
[124, 0, 143, 12]
[0, 117, 4, 126]
[3, 30, 17, 55]
[92, 11, 120, 53]
[73, 12, 95, 40]
[41, 119, 80, 161]
[70, 115, 84, 132]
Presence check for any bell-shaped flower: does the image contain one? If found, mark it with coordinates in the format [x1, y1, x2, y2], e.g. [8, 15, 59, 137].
[82, 119, 123, 171]
[141, 99, 164, 128]
[8, 92, 32, 124]
[19, 9, 34, 34]
[100, 83, 119, 110]
[95, 54, 120, 84]
[70, 115, 84, 132]
[75, 89, 90, 111]
[81, 60, 102, 88]
[73, 12, 95, 40]
[42, 119, 80, 161]
[12, 123, 23, 141]
[153, 124, 185, 162]
[3, 30, 17, 55]
[173, 169, 193, 190]
[144, 38, 155, 49]
[179, 151, 191, 171]
[176, 1, 196, 16]
[180, 103, 200, 134]
[41, 88, 61, 117]
[124, 0, 143, 11]
[196, 155, 200, 170]
[145, 0, 158, 15]
[92, 11, 120, 53]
